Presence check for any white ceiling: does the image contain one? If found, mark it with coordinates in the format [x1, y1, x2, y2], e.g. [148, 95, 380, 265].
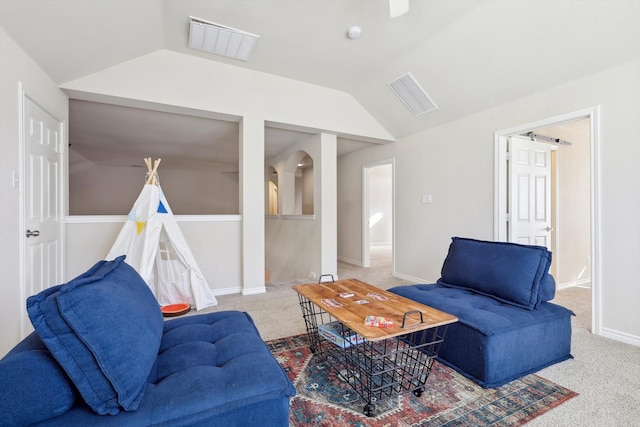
[2, 0, 639, 170]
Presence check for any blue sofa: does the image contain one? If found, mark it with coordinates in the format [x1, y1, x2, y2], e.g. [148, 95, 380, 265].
[390, 237, 573, 388]
[0, 256, 295, 426]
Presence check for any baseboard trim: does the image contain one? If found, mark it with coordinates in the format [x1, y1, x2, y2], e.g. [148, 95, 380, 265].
[557, 278, 592, 290]
[392, 272, 433, 284]
[337, 256, 364, 267]
[213, 286, 241, 296]
[599, 327, 640, 347]
[242, 286, 266, 296]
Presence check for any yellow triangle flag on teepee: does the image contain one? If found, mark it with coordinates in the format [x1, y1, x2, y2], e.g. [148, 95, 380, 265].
[136, 221, 146, 235]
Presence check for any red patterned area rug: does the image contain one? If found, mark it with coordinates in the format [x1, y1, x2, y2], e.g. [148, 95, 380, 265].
[267, 334, 577, 427]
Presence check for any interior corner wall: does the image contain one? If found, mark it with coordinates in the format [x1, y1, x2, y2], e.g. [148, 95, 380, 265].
[240, 115, 265, 294]
[337, 59, 640, 343]
[0, 27, 69, 356]
[318, 133, 337, 279]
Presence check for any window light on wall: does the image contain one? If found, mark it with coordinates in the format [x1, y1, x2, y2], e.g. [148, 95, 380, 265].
[188, 16, 260, 61]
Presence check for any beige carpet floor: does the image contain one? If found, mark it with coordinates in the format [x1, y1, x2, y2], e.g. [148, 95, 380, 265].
[198, 245, 640, 426]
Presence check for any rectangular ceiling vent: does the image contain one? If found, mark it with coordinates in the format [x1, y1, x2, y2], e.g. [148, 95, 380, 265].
[388, 72, 438, 116]
[188, 16, 260, 61]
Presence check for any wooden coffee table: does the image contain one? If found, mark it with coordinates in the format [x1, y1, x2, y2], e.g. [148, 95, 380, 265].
[292, 278, 458, 417]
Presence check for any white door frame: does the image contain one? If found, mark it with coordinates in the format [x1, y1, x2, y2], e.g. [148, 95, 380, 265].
[362, 159, 395, 271]
[494, 106, 601, 336]
[18, 84, 66, 337]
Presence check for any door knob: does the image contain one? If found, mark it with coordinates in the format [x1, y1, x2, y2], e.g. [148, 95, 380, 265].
[26, 229, 40, 238]
[545, 226, 554, 232]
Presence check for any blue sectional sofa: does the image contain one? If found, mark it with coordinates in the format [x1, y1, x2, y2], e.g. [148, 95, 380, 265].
[390, 237, 573, 388]
[0, 256, 295, 426]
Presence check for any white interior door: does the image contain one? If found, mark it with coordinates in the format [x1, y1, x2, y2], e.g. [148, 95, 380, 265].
[22, 96, 65, 335]
[508, 136, 552, 248]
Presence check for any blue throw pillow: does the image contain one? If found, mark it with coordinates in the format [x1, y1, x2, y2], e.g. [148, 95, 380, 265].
[0, 332, 77, 425]
[538, 273, 556, 303]
[437, 237, 552, 310]
[27, 255, 164, 415]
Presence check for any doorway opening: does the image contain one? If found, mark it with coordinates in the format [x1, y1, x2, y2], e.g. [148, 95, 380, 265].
[494, 106, 600, 335]
[362, 160, 394, 273]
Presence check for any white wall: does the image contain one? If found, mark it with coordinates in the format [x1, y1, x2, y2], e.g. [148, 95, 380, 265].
[60, 50, 393, 143]
[0, 27, 69, 356]
[265, 216, 320, 281]
[338, 60, 640, 344]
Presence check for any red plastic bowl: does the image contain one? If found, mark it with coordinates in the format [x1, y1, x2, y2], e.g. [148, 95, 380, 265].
[161, 303, 191, 317]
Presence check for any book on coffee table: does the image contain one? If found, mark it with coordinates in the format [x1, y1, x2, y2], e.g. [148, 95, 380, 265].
[318, 321, 367, 349]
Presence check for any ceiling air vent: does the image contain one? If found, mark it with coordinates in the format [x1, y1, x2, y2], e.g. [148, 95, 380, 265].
[388, 72, 438, 116]
[188, 16, 260, 61]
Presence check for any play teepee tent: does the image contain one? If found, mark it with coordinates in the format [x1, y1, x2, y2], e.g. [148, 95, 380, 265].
[107, 158, 218, 311]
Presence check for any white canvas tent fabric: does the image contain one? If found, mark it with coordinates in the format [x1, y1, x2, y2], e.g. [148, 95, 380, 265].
[107, 159, 217, 310]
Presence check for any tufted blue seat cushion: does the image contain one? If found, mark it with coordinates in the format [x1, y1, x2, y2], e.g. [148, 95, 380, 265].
[143, 310, 296, 421]
[28, 310, 296, 426]
[389, 284, 573, 388]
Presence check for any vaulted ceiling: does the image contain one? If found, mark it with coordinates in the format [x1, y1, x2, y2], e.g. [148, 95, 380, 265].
[1, 0, 638, 169]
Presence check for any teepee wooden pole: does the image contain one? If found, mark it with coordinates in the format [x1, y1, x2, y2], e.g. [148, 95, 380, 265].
[144, 158, 152, 185]
[144, 158, 161, 185]
[151, 159, 161, 185]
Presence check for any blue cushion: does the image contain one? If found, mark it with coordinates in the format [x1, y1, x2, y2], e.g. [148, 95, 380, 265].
[27, 256, 164, 415]
[389, 284, 573, 387]
[438, 237, 553, 309]
[0, 332, 77, 425]
[538, 273, 556, 303]
[143, 311, 296, 422]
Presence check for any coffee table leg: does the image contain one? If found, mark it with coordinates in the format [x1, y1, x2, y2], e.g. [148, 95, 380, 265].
[364, 403, 376, 417]
[296, 293, 323, 353]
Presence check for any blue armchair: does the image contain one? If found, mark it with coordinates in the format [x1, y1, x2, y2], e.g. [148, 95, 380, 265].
[0, 256, 294, 426]
[390, 237, 573, 388]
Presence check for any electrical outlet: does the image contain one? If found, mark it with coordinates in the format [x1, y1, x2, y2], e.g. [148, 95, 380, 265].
[421, 193, 432, 204]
